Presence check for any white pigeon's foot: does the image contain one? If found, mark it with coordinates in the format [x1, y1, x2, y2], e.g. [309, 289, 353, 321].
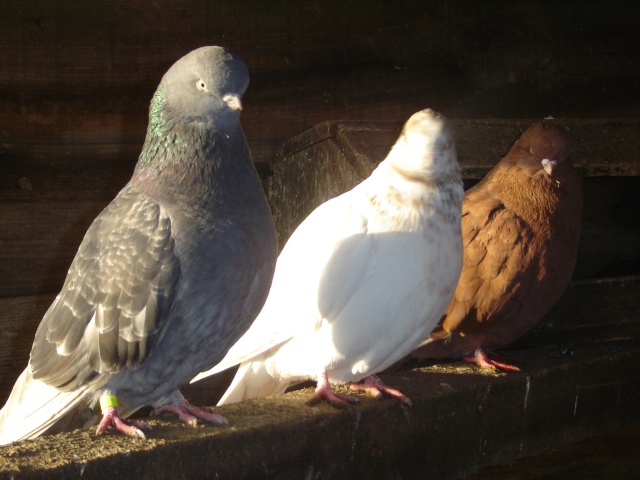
[96, 406, 151, 439]
[350, 374, 412, 407]
[463, 348, 521, 372]
[307, 371, 359, 406]
[153, 391, 228, 426]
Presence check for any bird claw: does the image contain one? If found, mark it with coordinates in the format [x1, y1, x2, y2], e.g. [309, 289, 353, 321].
[464, 349, 521, 372]
[154, 391, 228, 426]
[96, 406, 151, 439]
[350, 374, 413, 407]
[308, 371, 359, 407]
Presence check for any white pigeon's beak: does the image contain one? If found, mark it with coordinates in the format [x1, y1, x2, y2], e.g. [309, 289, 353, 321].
[541, 158, 557, 175]
[223, 93, 243, 111]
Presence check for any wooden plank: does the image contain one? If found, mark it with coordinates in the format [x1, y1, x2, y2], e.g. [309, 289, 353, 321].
[0, 294, 56, 397]
[458, 424, 640, 479]
[1, 1, 639, 166]
[0, 340, 639, 479]
[515, 276, 640, 348]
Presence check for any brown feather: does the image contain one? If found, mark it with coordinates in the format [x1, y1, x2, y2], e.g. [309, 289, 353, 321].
[411, 122, 582, 360]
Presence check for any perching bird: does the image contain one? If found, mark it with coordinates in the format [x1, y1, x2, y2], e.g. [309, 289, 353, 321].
[0, 46, 277, 444]
[191, 108, 463, 406]
[408, 122, 582, 371]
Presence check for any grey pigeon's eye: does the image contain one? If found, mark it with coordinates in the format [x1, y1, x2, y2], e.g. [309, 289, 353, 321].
[196, 79, 208, 92]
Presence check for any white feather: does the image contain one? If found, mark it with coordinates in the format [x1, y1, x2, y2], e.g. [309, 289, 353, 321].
[192, 109, 463, 405]
[0, 368, 88, 444]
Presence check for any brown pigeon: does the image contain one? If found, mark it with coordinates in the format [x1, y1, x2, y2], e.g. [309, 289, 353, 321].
[408, 122, 582, 371]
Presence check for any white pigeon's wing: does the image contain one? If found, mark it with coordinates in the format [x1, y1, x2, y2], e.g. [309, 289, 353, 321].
[192, 187, 376, 382]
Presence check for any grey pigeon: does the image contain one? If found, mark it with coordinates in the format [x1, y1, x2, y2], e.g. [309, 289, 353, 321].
[192, 109, 463, 407]
[0, 46, 277, 444]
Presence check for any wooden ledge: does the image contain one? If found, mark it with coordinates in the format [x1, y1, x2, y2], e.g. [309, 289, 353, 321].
[1, 338, 639, 479]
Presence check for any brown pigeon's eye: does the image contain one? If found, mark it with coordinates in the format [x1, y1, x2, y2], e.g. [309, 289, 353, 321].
[196, 79, 207, 92]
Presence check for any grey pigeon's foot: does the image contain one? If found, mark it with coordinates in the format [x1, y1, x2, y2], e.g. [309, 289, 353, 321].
[307, 371, 359, 407]
[154, 391, 228, 426]
[350, 374, 412, 407]
[464, 348, 521, 372]
[96, 406, 151, 439]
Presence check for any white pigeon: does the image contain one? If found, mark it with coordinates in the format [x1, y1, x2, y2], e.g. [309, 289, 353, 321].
[192, 109, 464, 406]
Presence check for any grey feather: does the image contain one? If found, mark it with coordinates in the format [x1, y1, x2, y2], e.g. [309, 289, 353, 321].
[0, 46, 277, 444]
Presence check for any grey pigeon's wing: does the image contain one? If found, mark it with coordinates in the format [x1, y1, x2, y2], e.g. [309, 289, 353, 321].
[29, 184, 180, 392]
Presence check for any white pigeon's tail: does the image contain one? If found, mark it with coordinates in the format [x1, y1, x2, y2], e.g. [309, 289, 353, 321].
[217, 360, 290, 406]
[0, 367, 87, 445]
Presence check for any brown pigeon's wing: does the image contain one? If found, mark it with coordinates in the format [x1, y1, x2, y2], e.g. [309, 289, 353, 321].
[29, 184, 180, 391]
[442, 185, 536, 336]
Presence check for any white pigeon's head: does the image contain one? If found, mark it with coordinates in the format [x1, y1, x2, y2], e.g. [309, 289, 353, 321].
[387, 109, 458, 181]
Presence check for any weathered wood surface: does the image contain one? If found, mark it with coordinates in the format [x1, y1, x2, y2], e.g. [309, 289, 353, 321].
[1, 0, 639, 164]
[1, 339, 639, 479]
[460, 424, 640, 480]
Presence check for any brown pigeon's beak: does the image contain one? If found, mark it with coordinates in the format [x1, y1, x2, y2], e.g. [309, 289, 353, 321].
[223, 93, 243, 111]
[541, 158, 557, 175]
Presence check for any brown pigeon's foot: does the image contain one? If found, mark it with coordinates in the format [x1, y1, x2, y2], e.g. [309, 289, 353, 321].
[96, 406, 151, 439]
[464, 348, 521, 372]
[154, 391, 228, 426]
[350, 374, 413, 407]
[307, 371, 359, 406]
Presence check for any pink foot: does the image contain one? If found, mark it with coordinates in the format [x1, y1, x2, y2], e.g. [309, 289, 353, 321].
[154, 391, 228, 426]
[307, 371, 359, 406]
[96, 407, 151, 439]
[463, 348, 521, 372]
[350, 374, 412, 407]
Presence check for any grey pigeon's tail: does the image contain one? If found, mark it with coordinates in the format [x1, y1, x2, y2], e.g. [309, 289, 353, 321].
[0, 368, 86, 445]
[216, 360, 290, 406]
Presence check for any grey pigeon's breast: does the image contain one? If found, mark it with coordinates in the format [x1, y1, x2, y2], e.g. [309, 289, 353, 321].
[108, 188, 277, 407]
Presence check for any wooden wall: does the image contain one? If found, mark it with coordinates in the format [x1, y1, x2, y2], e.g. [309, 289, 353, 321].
[0, 0, 639, 404]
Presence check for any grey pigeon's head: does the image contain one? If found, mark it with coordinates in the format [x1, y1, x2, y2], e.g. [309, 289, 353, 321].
[151, 46, 249, 129]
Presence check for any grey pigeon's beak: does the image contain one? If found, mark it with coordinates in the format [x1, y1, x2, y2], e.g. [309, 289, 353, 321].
[541, 158, 557, 175]
[223, 93, 243, 111]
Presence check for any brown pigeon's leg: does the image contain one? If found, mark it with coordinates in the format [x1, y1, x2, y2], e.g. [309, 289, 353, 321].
[307, 371, 359, 406]
[96, 407, 151, 438]
[350, 374, 412, 406]
[463, 348, 521, 372]
[154, 391, 228, 426]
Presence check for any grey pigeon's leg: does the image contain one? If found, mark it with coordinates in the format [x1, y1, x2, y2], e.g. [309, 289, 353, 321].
[96, 406, 151, 439]
[350, 374, 412, 407]
[154, 391, 228, 426]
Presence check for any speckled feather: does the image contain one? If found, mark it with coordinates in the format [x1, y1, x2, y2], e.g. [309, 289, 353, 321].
[192, 109, 464, 405]
[409, 122, 582, 362]
[0, 46, 277, 444]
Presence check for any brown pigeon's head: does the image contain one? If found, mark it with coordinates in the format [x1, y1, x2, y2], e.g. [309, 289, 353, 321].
[517, 122, 573, 176]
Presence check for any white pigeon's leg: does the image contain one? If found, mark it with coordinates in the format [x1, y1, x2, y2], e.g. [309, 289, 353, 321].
[153, 390, 228, 426]
[350, 374, 412, 407]
[307, 371, 359, 406]
[463, 348, 521, 372]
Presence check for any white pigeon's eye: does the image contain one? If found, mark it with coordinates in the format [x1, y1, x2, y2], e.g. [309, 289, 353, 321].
[196, 79, 207, 92]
